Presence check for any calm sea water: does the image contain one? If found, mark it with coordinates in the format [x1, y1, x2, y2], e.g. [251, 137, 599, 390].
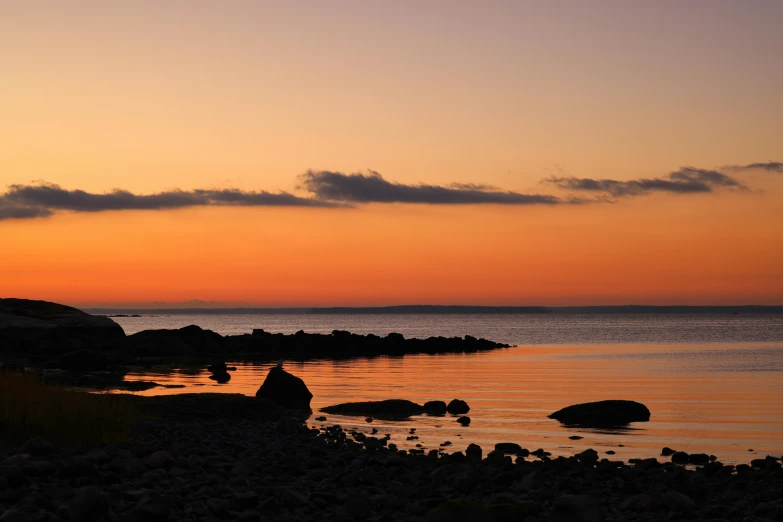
[112, 313, 783, 463]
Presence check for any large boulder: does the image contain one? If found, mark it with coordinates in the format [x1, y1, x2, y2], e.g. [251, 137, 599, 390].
[255, 367, 312, 409]
[0, 298, 125, 356]
[321, 399, 424, 419]
[548, 400, 650, 427]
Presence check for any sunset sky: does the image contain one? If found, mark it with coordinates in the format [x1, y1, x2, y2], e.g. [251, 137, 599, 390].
[2, 1, 782, 307]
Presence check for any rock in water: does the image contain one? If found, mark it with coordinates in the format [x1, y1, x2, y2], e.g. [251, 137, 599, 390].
[495, 442, 523, 454]
[255, 367, 313, 409]
[465, 443, 482, 462]
[447, 399, 470, 414]
[548, 400, 650, 427]
[320, 399, 424, 419]
[423, 400, 448, 415]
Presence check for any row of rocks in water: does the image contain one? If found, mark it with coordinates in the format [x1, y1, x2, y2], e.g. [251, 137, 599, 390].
[1, 404, 781, 522]
[320, 398, 471, 419]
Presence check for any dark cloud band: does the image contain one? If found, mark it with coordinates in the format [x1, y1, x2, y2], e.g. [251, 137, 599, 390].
[1, 161, 779, 221]
[300, 170, 562, 205]
[546, 167, 747, 197]
[0, 183, 339, 221]
[730, 162, 783, 173]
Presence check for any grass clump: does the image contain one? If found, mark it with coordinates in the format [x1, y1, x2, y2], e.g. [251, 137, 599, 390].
[0, 371, 140, 447]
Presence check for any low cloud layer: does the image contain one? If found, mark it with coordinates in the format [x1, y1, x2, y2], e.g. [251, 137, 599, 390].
[546, 167, 748, 198]
[300, 170, 562, 205]
[1, 161, 780, 221]
[0, 183, 338, 221]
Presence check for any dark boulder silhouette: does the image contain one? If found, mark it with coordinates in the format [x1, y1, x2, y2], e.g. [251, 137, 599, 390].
[321, 399, 424, 419]
[422, 400, 448, 415]
[548, 400, 651, 427]
[206, 361, 234, 383]
[447, 399, 470, 414]
[255, 367, 312, 409]
[495, 442, 524, 454]
[0, 298, 124, 356]
[671, 451, 690, 465]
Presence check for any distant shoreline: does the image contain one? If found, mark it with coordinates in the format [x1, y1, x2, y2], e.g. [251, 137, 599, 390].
[85, 304, 783, 315]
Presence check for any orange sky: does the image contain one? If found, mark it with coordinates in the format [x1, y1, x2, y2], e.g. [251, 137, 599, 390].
[1, 2, 782, 306]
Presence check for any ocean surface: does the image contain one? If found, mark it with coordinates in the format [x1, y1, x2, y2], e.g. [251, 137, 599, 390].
[111, 313, 783, 464]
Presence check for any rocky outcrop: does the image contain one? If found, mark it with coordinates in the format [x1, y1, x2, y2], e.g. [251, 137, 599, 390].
[223, 330, 509, 360]
[2, 299, 511, 364]
[0, 298, 125, 356]
[255, 367, 312, 410]
[548, 400, 651, 427]
[124, 325, 223, 357]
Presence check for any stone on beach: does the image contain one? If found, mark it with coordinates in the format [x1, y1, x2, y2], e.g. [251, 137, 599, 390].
[671, 451, 690, 465]
[548, 400, 650, 427]
[255, 367, 313, 409]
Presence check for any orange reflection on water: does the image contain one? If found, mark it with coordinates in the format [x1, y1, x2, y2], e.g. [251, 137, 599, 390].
[120, 343, 783, 464]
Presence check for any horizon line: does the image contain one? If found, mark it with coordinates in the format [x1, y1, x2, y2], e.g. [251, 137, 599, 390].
[80, 304, 783, 315]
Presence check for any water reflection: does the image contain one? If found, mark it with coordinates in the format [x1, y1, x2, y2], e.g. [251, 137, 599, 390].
[118, 342, 783, 464]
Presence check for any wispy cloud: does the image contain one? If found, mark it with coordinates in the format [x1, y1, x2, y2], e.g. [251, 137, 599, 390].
[0, 182, 339, 221]
[299, 170, 564, 205]
[728, 162, 783, 173]
[546, 167, 748, 197]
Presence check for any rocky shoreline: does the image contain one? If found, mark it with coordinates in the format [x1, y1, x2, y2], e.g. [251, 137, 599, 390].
[1, 393, 781, 522]
[1, 299, 510, 391]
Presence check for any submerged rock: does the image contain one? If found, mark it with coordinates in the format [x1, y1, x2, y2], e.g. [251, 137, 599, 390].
[255, 367, 312, 409]
[548, 400, 650, 427]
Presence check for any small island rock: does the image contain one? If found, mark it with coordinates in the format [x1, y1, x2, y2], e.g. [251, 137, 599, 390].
[548, 400, 650, 427]
[447, 399, 470, 414]
[321, 399, 423, 419]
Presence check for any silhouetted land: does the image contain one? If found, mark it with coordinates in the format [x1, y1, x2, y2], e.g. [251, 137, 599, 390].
[1, 299, 782, 520]
[1, 384, 781, 521]
[1, 298, 508, 389]
[85, 304, 783, 314]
